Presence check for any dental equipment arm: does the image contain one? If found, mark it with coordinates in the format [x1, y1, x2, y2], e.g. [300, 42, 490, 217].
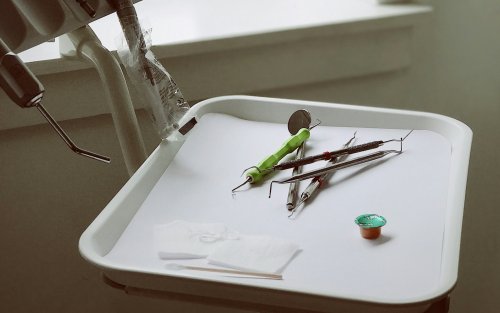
[0, 0, 143, 163]
[0, 37, 110, 163]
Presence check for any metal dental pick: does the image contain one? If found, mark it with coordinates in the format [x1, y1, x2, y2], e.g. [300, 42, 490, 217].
[231, 110, 320, 193]
[289, 132, 357, 219]
[269, 130, 412, 199]
[286, 110, 312, 211]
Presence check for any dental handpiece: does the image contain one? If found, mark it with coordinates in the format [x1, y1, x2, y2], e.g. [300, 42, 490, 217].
[0, 38, 110, 163]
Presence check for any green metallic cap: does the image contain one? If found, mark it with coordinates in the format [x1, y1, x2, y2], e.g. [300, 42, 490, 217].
[355, 214, 387, 229]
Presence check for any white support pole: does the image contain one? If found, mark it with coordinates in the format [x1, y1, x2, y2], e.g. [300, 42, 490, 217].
[60, 26, 147, 176]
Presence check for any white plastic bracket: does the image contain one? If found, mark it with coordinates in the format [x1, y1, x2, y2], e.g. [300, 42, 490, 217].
[60, 25, 147, 176]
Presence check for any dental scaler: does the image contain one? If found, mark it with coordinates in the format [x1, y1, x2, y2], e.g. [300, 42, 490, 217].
[232, 128, 310, 192]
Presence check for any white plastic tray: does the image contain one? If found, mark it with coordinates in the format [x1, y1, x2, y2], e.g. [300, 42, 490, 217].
[80, 96, 472, 313]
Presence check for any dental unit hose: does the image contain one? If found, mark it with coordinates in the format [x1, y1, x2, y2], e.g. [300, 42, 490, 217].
[110, 0, 190, 140]
[0, 38, 110, 163]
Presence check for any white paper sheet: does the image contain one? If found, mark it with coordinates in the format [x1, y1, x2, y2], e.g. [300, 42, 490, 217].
[105, 113, 451, 302]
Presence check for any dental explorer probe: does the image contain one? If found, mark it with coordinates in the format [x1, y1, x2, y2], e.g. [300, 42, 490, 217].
[289, 132, 357, 218]
[268, 143, 404, 198]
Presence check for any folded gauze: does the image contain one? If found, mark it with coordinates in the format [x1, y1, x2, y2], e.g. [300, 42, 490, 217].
[154, 220, 239, 259]
[207, 235, 301, 274]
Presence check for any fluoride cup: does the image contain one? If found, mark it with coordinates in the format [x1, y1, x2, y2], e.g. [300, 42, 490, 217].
[355, 214, 387, 239]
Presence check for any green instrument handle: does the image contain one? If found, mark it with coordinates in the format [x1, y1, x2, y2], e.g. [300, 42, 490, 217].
[245, 128, 310, 183]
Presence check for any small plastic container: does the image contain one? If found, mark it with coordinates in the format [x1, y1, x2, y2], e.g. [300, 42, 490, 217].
[355, 214, 387, 239]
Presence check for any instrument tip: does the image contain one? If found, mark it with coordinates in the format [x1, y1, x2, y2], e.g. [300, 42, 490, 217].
[232, 177, 251, 193]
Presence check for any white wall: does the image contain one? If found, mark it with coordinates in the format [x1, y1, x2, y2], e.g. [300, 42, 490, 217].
[430, 1, 500, 312]
[264, 1, 500, 312]
[0, 1, 498, 313]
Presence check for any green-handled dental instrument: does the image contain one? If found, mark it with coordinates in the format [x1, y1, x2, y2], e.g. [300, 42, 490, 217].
[232, 127, 310, 192]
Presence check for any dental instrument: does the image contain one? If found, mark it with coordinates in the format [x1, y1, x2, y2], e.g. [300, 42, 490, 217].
[232, 110, 323, 193]
[231, 127, 310, 193]
[286, 110, 312, 210]
[252, 130, 413, 176]
[269, 144, 404, 198]
[289, 132, 357, 218]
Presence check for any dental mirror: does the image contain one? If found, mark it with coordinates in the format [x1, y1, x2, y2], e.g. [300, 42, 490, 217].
[288, 109, 312, 134]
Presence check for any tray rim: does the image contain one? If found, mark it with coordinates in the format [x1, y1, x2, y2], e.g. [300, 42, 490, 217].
[79, 95, 472, 309]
